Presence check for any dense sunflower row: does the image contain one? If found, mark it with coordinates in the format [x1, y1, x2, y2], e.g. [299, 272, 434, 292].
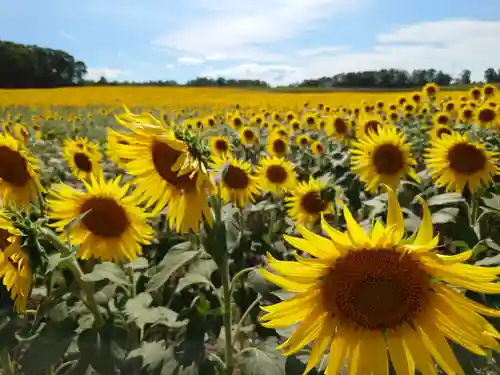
[0, 82, 500, 374]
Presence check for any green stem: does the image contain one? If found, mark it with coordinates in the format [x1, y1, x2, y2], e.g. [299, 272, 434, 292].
[41, 228, 105, 328]
[229, 267, 255, 298]
[221, 250, 234, 375]
[0, 348, 15, 375]
[232, 295, 262, 345]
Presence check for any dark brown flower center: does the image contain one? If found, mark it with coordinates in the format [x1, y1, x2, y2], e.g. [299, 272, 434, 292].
[448, 143, 486, 175]
[223, 165, 250, 190]
[300, 137, 308, 145]
[272, 139, 286, 154]
[74, 153, 93, 173]
[233, 118, 242, 127]
[307, 117, 315, 125]
[462, 109, 473, 120]
[322, 249, 430, 330]
[80, 197, 129, 237]
[472, 89, 481, 100]
[426, 86, 436, 96]
[0, 146, 31, 187]
[243, 130, 254, 140]
[266, 165, 287, 184]
[437, 115, 449, 125]
[478, 108, 496, 123]
[300, 191, 327, 214]
[372, 144, 405, 175]
[151, 139, 198, 192]
[334, 118, 347, 134]
[0, 229, 12, 251]
[485, 87, 495, 96]
[364, 120, 380, 135]
[314, 143, 324, 154]
[436, 127, 452, 139]
[215, 139, 228, 152]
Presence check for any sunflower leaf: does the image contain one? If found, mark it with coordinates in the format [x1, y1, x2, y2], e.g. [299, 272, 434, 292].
[426, 192, 465, 206]
[126, 340, 168, 370]
[81, 262, 130, 286]
[238, 339, 286, 375]
[146, 250, 201, 291]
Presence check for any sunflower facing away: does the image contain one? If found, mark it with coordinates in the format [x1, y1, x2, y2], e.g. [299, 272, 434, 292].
[209, 136, 231, 157]
[111, 118, 214, 233]
[47, 174, 154, 262]
[0, 210, 32, 313]
[0, 132, 42, 210]
[285, 177, 333, 227]
[212, 156, 260, 207]
[261, 186, 500, 375]
[63, 138, 103, 181]
[425, 132, 499, 194]
[351, 126, 419, 193]
[256, 157, 297, 195]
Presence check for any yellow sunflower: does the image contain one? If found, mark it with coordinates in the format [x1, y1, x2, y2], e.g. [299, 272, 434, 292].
[267, 134, 288, 158]
[469, 87, 482, 101]
[459, 106, 475, 124]
[0, 210, 31, 313]
[433, 111, 452, 127]
[289, 119, 302, 132]
[303, 113, 317, 128]
[351, 127, 419, 193]
[311, 141, 325, 156]
[285, 177, 333, 227]
[47, 174, 154, 262]
[229, 114, 244, 130]
[476, 103, 498, 128]
[212, 156, 260, 207]
[63, 138, 103, 181]
[326, 116, 351, 141]
[483, 83, 497, 98]
[429, 125, 454, 141]
[239, 126, 259, 146]
[107, 129, 133, 168]
[111, 120, 214, 233]
[356, 116, 387, 138]
[256, 157, 297, 194]
[12, 123, 29, 145]
[0, 133, 42, 210]
[422, 82, 439, 98]
[209, 136, 231, 157]
[296, 135, 311, 148]
[261, 185, 500, 375]
[425, 132, 499, 194]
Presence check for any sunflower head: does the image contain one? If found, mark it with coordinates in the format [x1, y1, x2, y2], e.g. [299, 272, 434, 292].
[209, 136, 231, 157]
[425, 132, 500, 194]
[311, 141, 324, 155]
[262, 185, 500, 375]
[433, 111, 451, 126]
[429, 124, 454, 141]
[256, 157, 297, 194]
[267, 134, 288, 158]
[296, 134, 311, 147]
[483, 83, 497, 97]
[63, 138, 102, 181]
[459, 106, 475, 123]
[327, 116, 351, 141]
[239, 126, 258, 145]
[357, 116, 385, 138]
[476, 104, 497, 128]
[422, 82, 439, 98]
[303, 113, 317, 128]
[469, 86, 482, 101]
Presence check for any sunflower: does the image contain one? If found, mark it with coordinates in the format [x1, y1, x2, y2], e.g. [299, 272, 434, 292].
[351, 127, 419, 193]
[326, 116, 350, 141]
[229, 115, 244, 130]
[483, 83, 497, 98]
[469, 87, 482, 101]
[311, 141, 324, 155]
[256, 157, 297, 194]
[47, 174, 154, 261]
[111, 118, 214, 233]
[0, 210, 31, 313]
[422, 82, 439, 98]
[476, 104, 497, 128]
[239, 126, 259, 146]
[12, 123, 29, 145]
[209, 136, 231, 157]
[387, 111, 400, 123]
[267, 134, 288, 158]
[107, 129, 133, 168]
[296, 135, 311, 148]
[425, 132, 499, 194]
[429, 125, 454, 141]
[459, 106, 475, 124]
[285, 177, 333, 226]
[63, 138, 103, 181]
[433, 111, 452, 127]
[289, 119, 302, 132]
[303, 113, 317, 128]
[0, 133, 42, 210]
[261, 185, 500, 375]
[212, 156, 259, 207]
[356, 116, 387, 139]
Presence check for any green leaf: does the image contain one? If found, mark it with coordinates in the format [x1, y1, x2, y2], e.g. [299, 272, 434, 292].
[161, 346, 179, 375]
[127, 340, 168, 369]
[20, 318, 78, 373]
[178, 364, 199, 375]
[176, 273, 212, 292]
[431, 207, 459, 224]
[124, 256, 149, 271]
[426, 193, 464, 206]
[45, 253, 72, 274]
[81, 262, 130, 286]
[239, 341, 286, 375]
[189, 258, 217, 279]
[147, 250, 201, 291]
[483, 195, 500, 211]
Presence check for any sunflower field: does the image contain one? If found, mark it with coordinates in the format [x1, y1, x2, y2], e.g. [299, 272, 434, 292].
[1, 83, 500, 375]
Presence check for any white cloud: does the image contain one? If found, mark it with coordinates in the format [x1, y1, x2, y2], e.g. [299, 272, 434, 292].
[297, 45, 346, 57]
[165, 64, 175, 69]
[201, 64, 302, 85]
[60, 31, 75, 40]
[206, 19, 500, 86]
[151, 0, 364, 62]
[85, 68, 127, 81]
[177, 57, 204, 65]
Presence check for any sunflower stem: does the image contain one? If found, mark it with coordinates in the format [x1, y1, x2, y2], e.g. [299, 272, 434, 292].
[232, 294, 262, 346]
[40, 227, 105, 328]
[0, 348, 15, 375]
[221, 245, 234, 375]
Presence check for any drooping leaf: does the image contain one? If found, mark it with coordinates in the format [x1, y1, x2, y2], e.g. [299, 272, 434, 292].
[127, 340, 168, 369]
[432, 207, 459, 224]
[81, 262, 130, 286]
[176, 273, 212, 293]
[238, 340, 286, 375]
[426, 193, 464, 206]
[147, 250, 201, 291]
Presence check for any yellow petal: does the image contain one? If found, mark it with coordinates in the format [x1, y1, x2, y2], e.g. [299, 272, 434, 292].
[414, 196, 433, 246]
[342, 206, 370, 247]
[303, 318, 335, 375]
[401, 325, 437, 375]
[385, 185, 404, 243]
[387, 329, 415, 375]
[260, 268, 315, 292]
[266, 253, 328, 279]
[284, 235, 333, 260]
[325, 326, 351, 375]
[296, 225, 340, 259]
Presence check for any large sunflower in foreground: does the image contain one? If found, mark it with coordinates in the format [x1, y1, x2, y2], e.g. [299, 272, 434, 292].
[0, 210, 31, 313]
[351, 127, 419, 193]
[63, 138, 102, 181]
[0, 133, 42, 210]
[256, 157, 297, 195]
[285, 177, 333, 226]
[261, 186, 500, 375]
[111, 118, 214, 233]
[425, 132, 499, 194]
[47, 174, 154, 262]
[212, 156, 260, 207]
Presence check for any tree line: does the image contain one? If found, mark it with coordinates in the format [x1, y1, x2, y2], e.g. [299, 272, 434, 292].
[1, 40, 500, 89]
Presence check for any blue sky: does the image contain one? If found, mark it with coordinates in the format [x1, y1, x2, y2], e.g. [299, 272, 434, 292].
[2, 0, 500, 85]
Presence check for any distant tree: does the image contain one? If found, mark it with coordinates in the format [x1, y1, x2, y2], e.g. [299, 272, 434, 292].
[458, 69, 471, 84]
[97, 76, 108, 85]
[485, 68, 499, 83]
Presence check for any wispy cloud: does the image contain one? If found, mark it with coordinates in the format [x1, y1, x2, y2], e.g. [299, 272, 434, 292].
[177, 57, 204, 65]
[85, 67, 128, 80]
[297, 45, 346, 57]
[59, 31, 75, 41]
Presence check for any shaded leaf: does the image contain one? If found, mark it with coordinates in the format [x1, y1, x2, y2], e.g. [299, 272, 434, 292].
[427, 193, 464, 206]
[432, 207, 459, 224]
[176, 273, 212, 292]
[239, 342, 286, 375]
[127, 340, 167, 369]
[147, 250, 201, 291]
[81, 262, 130, 286]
